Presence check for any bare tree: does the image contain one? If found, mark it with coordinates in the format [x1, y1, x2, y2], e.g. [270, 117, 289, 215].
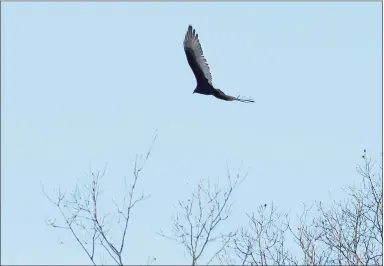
[287, 203, 333, 266]
[42, 134, 157, 265]
[312, 149, 383, 265]
[230, 150, 383, 266]
[158, 168, 246, 265]
[233, 203, 296, 266]
[43, 144, 382, 266]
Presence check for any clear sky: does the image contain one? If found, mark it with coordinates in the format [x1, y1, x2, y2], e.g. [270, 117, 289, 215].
[1, 2, 382, 265]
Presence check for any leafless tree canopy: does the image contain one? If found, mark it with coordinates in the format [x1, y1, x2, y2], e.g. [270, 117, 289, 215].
[44, 147, 382, 266]
[310, 150, 383, 265]
[232, 203, 294, 265]
[158, 170, 246, 265]
[231, 150, 383, 266]
[43, 134, 157, 265]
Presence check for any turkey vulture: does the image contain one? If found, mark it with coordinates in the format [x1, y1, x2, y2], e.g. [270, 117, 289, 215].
[183, 25, 254, 103]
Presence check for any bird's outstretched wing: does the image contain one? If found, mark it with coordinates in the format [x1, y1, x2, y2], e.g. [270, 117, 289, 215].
[183, 25, 213, 85]
[213, 89, 254, 103]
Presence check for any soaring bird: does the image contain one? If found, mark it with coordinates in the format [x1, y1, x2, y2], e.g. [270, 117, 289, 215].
[183, 25, 254, 103]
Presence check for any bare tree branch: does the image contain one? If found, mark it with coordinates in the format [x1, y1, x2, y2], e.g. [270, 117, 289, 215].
[227, 150, 382, 266]
[43, 133, 157, 265]
[159, 169, 246, 265]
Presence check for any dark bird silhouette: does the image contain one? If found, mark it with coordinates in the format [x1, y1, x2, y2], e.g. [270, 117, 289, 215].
[183, 25, 254, 103]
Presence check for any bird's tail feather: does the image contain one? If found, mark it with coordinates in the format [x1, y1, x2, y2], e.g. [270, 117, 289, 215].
[236, 95, 254, 103]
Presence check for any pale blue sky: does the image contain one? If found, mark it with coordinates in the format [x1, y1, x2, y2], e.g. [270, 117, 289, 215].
[1, 2, 382, 265]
